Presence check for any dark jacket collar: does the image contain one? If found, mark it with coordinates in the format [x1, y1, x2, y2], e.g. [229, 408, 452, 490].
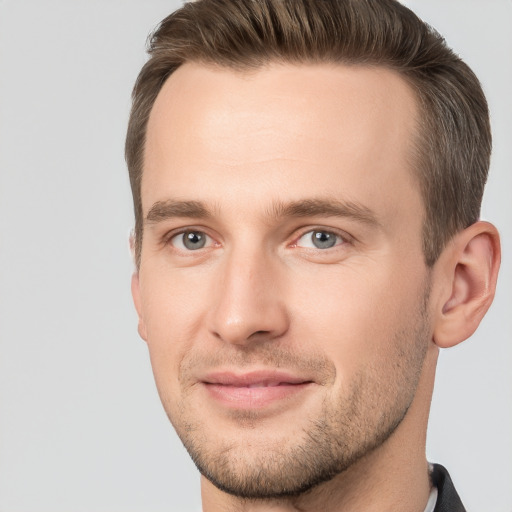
[431, 463, 466, 512]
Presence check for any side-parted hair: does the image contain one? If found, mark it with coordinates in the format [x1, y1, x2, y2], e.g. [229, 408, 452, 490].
[126, 0, 491, 268]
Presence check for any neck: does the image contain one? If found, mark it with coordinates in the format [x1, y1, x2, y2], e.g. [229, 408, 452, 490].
[201, 346, 438, 512]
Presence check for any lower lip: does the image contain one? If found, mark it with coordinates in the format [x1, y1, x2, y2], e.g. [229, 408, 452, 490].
[203, 382, 313, 409]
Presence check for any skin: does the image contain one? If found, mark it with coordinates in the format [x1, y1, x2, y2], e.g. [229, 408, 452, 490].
[132, 63, 500, 512]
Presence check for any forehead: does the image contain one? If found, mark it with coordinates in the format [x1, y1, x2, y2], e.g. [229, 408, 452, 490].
[143, 62, 421, 224]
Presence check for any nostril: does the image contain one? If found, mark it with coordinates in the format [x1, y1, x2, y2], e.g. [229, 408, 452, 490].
[250, 330, 271, 338]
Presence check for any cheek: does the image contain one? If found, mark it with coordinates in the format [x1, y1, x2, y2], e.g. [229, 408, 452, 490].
[139, 268, 210, 391]
[287, 262, 426, 378]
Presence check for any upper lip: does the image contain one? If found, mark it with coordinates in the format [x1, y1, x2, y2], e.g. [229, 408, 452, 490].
[201, 370, 314, 387]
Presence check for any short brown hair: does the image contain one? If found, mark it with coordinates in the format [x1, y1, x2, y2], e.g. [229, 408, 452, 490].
[126, 0, 491, 268]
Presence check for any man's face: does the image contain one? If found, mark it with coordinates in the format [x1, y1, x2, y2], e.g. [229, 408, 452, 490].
[133, 63, 433, 498]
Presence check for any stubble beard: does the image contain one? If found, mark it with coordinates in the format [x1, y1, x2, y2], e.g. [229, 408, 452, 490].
[161, 289, 431, 500]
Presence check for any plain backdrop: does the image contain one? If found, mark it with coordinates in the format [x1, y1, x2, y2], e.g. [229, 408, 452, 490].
[0, 1, 510, 511]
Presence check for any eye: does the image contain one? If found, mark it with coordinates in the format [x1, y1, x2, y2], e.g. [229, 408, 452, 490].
[170, 230, 212, 251]
[295, 229, 345, 249]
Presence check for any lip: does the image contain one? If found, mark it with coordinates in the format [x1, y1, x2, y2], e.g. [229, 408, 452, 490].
[200, 370, 315, 409]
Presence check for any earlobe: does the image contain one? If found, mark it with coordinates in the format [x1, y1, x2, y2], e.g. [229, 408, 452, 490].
[433, 221, 500, 348]
[131, 272, 148, 342]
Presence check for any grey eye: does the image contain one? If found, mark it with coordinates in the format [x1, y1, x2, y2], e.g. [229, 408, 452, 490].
[296, 230, 341, 249]
[311, 231, 337, 249]
[183, 231, 206, 250]
[171, 230, 209, 250]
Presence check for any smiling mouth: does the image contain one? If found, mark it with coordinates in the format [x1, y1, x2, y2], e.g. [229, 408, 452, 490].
[201, 371, 315, 408]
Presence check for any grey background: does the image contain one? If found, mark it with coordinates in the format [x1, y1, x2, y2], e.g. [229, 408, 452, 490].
[0, 1, 510, 511]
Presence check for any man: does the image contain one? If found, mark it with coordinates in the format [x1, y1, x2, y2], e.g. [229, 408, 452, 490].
[125, 0, 501, 510]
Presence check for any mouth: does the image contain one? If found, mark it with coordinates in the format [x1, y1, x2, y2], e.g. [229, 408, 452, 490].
[200, 370, 315, 409]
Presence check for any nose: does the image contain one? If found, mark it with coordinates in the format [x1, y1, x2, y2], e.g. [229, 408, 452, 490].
[208, 246, 290, 346]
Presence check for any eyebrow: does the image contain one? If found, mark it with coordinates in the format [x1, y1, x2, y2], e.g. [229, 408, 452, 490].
[145, 197, 380, 227]
[146, 200, 213, 224]
[267, 198, 380, 226]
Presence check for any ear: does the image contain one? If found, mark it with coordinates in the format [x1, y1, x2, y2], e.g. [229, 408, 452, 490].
[433, 221, 500, 348]
[131, 272, 148, 342]
[129, 229, 136, 262]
